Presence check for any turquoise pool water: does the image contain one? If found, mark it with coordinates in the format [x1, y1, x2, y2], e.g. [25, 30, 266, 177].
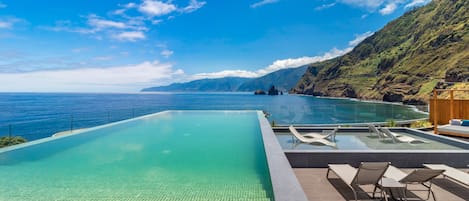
[0, 111, 273, 201]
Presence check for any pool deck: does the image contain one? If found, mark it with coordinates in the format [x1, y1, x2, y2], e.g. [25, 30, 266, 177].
[294, 168, 469, 201]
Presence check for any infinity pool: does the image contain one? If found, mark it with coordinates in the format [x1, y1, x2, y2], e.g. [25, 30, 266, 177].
[0, 111, 274, 201]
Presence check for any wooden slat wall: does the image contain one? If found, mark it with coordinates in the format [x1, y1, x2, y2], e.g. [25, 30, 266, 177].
[430, 99, 469, 125]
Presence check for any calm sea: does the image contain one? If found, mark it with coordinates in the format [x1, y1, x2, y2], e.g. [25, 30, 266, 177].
[0, 92, 427, 140]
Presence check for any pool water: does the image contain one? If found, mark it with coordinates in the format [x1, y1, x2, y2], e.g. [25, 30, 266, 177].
[0, 111, 273, 201]
[276, 131, 463, 150]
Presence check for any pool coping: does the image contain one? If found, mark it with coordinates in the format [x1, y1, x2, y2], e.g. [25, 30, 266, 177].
[257, 112, 308, 201]
[274, 127, 469, 168]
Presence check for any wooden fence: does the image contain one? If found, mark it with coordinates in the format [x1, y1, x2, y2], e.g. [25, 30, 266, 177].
[430, 89, 469, 134]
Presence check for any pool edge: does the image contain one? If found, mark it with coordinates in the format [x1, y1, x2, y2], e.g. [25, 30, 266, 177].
[257, 111, 308, 201]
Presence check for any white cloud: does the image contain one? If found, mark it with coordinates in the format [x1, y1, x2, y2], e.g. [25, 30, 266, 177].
[379, 3, 397, 15]
[250, 0, 279, 8]
[189, 47, 353, 80]
[124, 2, 138, 9]
[151, 19, 163, 24]
[339, 0, 422, 14]
[0, 61, 180, 92]
[192, 70, 259, 80]
[182, 0, 206, 13]
[88, 16, 127, 29]
[138, 0, 177, 16]
[112, 31, 146, 41]
[259, 48, 353, 75]
[0, 21, 11, 29]
[315, 3, 336, 11]
[404, 0, 430, 9]
[339, 0, 384, 10]
[348, 31, 374, 46]
[44, 0, 205, 42]
[0, 17, 22, 29]
[188, 31, 373, 80]
[160, 49, 174, 58]
[43, 15, 146, 37]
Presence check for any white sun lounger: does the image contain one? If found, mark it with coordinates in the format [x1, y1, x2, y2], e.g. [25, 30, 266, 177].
[289, 125, 336, 147]
[289, 125, 337, 141]
[384, 165, 445, 201]
[327, 162, 390, 201]
[423, 164, 469, 187]
[380, 128, 427, 144]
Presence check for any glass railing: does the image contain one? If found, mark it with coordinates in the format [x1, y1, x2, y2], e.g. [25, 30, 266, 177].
[0, 104, 428, 142]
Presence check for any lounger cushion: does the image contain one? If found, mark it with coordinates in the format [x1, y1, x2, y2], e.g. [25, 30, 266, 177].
[461, 120, 469, 126]
[450, 119, 461, 125]
[438, 125, 469, 135]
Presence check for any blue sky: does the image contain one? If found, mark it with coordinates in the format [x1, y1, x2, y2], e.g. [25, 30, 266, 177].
[0, 0, 430, 92]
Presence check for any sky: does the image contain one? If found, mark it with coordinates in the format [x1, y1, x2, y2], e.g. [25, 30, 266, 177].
[0, 0, 431, 92]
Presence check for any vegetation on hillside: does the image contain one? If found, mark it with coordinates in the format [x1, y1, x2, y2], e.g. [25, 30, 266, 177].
[0, 136, 27, 148]
[438, 82, 469, 99]
[292, 0, 468, 104]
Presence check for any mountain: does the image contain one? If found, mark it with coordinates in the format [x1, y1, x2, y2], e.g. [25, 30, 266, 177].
[292, 0, 469, 104]
[141, 77, 249, 92]
[237, 65, 308, 91]
[141, 66, 307, 92]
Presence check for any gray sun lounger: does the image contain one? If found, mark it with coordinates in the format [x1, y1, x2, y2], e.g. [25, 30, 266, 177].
[368, 124, 387, 138]
[384, 165, 444, 201]
[327, 162, 390, 201]
[368, 124, 402, 139]
[424, 164, 469, 187]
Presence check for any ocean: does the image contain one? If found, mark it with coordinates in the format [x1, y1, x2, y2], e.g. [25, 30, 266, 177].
[0, 92, 427, 140]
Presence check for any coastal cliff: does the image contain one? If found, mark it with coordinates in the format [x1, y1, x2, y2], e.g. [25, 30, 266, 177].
[291, 0, 469, 104]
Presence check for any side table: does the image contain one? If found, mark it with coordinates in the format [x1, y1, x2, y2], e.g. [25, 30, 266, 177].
[377, 178, 407, 201]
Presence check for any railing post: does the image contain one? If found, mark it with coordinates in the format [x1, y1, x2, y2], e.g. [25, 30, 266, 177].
[450, 90, 454, 120]
[70, 115, 74, 132]
[433, 90, 438, 134]
[354, 104, 358, 123]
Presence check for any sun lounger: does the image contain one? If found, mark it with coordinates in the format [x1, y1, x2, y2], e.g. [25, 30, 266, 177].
[437, 124, 469, 138]
[423, 164, 469, 187]
[327, 162, 390, 201]
[384, 165, 445, 201]
[368, 124, 388, 138]
[289, 125, 336, 147]
[380, 128, 427, 144]
[289, 125, 337, 141]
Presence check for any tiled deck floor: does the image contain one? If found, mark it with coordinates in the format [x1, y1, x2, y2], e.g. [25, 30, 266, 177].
[294, 168, 469, 201]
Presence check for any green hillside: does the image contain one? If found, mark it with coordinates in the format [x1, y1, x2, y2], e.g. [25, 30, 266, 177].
[237, 66, 308, 92]
[141, 66, 307, 92]
[141, 77, 250, 92]
[292, 0, 468, 104]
